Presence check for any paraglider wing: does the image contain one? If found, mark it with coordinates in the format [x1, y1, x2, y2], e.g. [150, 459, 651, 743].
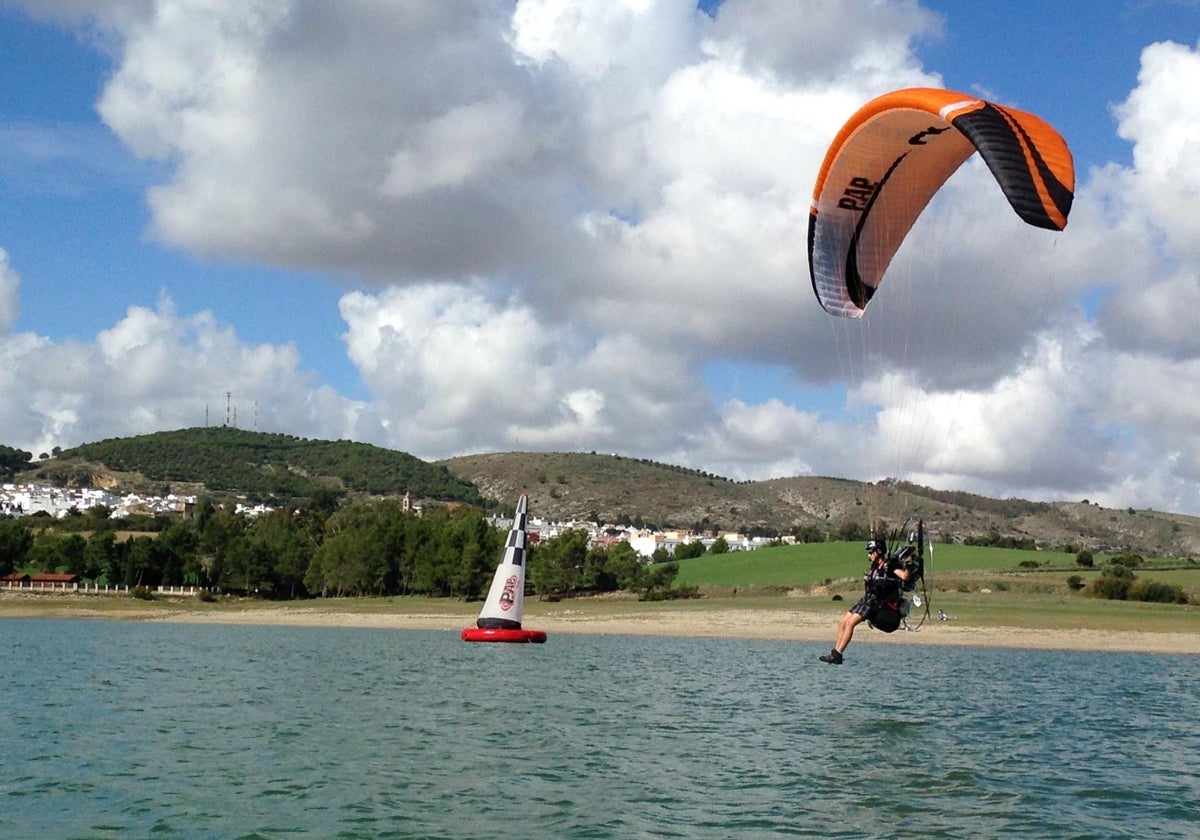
[808, 88, 1074, 317]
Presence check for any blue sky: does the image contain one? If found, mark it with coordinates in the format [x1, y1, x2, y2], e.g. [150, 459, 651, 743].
[2, 0, 1200, 516]
[0, 8, 362, 394]
[921, 1, 1194, 167]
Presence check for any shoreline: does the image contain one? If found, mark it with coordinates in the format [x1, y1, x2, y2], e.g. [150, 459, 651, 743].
[3, 594, 1199, 654]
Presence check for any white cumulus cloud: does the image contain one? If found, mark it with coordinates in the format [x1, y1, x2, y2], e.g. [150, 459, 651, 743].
[3, 1, 1200, 515]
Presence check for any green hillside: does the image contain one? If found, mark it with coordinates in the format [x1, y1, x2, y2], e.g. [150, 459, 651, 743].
[40, 427, 482, 505]
[8, 429, 1200, 559]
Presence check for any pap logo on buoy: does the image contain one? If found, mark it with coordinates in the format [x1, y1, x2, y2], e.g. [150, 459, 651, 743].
[499, 575, 519, 610]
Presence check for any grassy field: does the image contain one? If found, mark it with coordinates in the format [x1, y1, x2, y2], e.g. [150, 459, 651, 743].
[672, 541, 1200, 592]
[669, 541, 1066, 589]
[3, 542, 1198, 638]
[659, 541, 1200, 634]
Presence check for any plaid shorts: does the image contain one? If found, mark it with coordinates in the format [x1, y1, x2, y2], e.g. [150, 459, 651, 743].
[849, 594, 879, 618]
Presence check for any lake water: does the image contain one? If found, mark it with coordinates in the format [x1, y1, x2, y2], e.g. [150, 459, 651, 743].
[1, 619, 1197, 839]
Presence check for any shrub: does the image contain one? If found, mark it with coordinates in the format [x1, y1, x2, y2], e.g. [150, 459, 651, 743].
[1086, 565, 1134, 600]
[640, 584, 699, 602]
[1066, 575, 1085, 591]
[1127, 580, 1188, 604]
[132, 585, 155, 601]
[1075, 550, 1094, 568]
[1110, 552, 1145, 568]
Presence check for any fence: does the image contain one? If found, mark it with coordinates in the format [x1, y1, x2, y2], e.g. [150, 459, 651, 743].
[1, 582, 207, 596]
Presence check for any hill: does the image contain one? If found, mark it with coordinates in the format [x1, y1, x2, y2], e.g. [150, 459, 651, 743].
[9, 429, 1200, 557]
[437, 451, 1200, 557]
[20, 427, 482, 506]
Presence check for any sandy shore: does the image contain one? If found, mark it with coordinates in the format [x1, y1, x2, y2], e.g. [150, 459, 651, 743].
[5, 596, 1196, 655]
[177, 607, 1200, 654]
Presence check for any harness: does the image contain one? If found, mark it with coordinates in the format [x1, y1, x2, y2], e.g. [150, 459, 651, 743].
[866, 520, 932, 633]
[864, 573, 904, 633]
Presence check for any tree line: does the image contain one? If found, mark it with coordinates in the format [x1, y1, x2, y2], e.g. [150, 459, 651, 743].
[0, 445, 32, 480]
[0, 499, 690, 601]
[58, 427, 483, 505]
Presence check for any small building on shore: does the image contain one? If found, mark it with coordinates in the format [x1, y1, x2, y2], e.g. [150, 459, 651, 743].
[1, 572, 81, 589]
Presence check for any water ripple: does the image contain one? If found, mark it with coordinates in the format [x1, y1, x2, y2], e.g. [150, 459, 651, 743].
[0, 620, 1196, 838]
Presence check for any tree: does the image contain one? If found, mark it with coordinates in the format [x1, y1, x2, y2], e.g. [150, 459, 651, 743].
[603, 541, 645, 591]
[1075, 549, 1094, 568]
[1087, 564, 1134, 600]
[83, 531, 119, 583]
[576, 544, 615, 593]
[250, 508, 315, 598]
[791, 524, 825, 544]
[25, 533, 87, 574]
[156, 522, 198, 586]
[391, 514, 430, 596]
[0, 444, 32, 475]
[0, 518, 33, 575]
[85, 504, 113, 524]
[196, 503, 246, 589]
[639, 561, 681, 600]
[529, 528, 589, 597]
[442, 511, 496, 599]
[60, 534, 88, 576]
[124, 537, 164, 588]
[707, 537, 730, 556]
[222, 534, 277, 595]
[306, 487, 343, 516]
[837, 520, 870, 542]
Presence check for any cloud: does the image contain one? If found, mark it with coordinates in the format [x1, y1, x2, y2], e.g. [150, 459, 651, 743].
[1095, 39, 1200, 358]
[0, 249, 20, 330]
[0, 266, 372, 458]
[1112, 39, 1200, 266]
[339, 283, 711, 457]
[4, 1, 1200, 516]
[382, 98, 532, 198]
[706, 0, 942, 86]
[88, 0, 569, 277]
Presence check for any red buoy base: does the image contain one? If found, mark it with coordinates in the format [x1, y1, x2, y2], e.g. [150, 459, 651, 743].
[460, 627, 547, 644]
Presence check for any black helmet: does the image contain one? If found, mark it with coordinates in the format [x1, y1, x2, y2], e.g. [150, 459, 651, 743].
[865, 539, 885, 552]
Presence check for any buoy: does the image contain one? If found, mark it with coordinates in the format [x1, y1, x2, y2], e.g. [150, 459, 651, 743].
[460, 627, 547, 643]
[461, 493, 547, 644]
